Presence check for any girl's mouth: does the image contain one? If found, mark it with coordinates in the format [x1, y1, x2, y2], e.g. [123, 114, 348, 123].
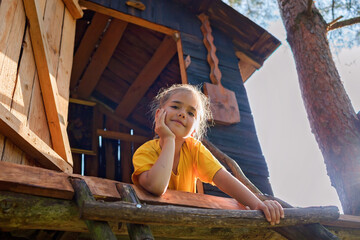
[172, 120, 185, 127]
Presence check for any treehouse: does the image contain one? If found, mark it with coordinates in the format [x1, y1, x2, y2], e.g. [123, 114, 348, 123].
[0, 0, 359, 239]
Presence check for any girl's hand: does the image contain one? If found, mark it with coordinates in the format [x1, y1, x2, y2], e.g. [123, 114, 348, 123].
[254, 200, 284, 225]
[155, 109, 175, 140]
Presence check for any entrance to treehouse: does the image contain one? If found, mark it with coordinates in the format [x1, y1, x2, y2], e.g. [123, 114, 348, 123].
[67, 9, 187, 183]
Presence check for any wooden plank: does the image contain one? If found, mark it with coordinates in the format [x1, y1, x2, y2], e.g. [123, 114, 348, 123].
[70, 12, 110, 91]
[77, 19, 128, 98]
[57, 7, 76, 125]
[0, 0, 20, 76]
[97, 129, 150, 143]
[0, 103, 72, 172]
[79, 0, 177, 36]
[1, 0, 27, 165]
[27, 74, 52, 146]
[62, 0, 84, 19]
[120, 126, 133, 183]
[133, 185, 246, 210]
[0, 161, 73, 199]
[104, 119, 118, 180]
[322, 214, 360, 229]
[115, 36, 177, 118]
[23, 0, 73, 165]
[0, 0, 25, 109]
[176, 33, 188, 84]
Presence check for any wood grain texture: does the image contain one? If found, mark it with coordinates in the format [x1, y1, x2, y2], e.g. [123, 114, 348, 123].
[115, 35, 177, 119]
[23, 0, 72, 165]
[0, 104, 72, 172]
[77, 19, 128, 98]
[70, 12, 109, 91]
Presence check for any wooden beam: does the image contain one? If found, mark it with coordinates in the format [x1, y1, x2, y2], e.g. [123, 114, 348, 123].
[79, 0, 177, 35]
[0, 104, 72, 173]
[0, 161, 73, 199]
[235, 51, 262, 69]
[62, 0, 84, 19]
[22, 0, 73, 165]
[115, 36, 177, 119]
[97, 129, 150, 143]
[175, 32, 188, 84]
[322, 214, 360, 229]
[70, 13, 110, 91]
[0, 191, 284, 239]
[82, 202, 340, 228]
[97, 104, 152, 137]
[77, 19, 128, 98]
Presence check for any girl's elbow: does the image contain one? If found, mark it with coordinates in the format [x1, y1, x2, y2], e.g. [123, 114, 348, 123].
[141, 181, 167, 196]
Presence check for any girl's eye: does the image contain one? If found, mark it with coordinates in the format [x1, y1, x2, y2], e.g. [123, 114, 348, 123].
[171, 105, 178, 109]
[188, 112, 195, 117]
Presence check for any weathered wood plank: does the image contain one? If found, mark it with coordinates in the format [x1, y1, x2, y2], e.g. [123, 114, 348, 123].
[77, 19, 128, 98]
[79, 0, 177, 35]
[27, 74, 52, 146]
[57, 7, 76, 125]
[82, 201, 339, 228]
[23, 0, 73, 165]
[0, 104, 72, 173]
[70, 12, 109, 91]
[97, 129, 150, 143]
[133, 184, 246, 210]
[62, 0, 84, 19]
[115, 36, 177, 119]
[0, 161, 73, 199]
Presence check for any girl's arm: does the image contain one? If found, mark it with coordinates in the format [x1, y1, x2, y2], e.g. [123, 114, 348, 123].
[213, 168, 284, 225]
[138, 109, 175, 196]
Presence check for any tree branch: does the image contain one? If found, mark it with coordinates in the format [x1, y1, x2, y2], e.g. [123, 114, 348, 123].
[327, 16, 360, 31]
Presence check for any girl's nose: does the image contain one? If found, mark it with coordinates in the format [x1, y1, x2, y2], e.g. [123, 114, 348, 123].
[178, 112, 185, 118]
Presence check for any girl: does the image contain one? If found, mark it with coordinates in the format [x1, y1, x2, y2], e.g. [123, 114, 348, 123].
[132, 84, 284, 225]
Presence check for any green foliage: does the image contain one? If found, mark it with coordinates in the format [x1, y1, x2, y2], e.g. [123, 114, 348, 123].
[223, 0, 360, 49]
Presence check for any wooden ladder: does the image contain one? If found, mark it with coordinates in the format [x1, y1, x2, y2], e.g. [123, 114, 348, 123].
[71, 178, 154, 240]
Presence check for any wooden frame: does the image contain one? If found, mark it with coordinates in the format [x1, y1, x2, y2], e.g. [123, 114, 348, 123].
[23, 0, 73, 165]
[79, 0, 189, 95]
[67, 98, 97, 155]
[0, 103, 72, 173]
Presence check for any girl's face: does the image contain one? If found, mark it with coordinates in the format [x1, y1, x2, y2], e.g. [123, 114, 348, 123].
[161, 91, 200, 139]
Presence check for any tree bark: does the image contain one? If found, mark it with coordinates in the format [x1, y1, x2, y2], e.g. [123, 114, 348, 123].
[81, 201, 339, 228]
[276, 0, 360, 215]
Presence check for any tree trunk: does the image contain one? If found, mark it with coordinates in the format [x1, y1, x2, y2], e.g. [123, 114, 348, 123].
[276, 0, 360, 215]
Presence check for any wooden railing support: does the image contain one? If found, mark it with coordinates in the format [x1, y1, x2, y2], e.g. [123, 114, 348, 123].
[116, 183, 154, 240]
[70, 178, 117, 240]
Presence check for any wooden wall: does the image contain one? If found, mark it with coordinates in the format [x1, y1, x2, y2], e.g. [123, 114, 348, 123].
[0, 0, 75, 171]
[84, 0, 274, 195]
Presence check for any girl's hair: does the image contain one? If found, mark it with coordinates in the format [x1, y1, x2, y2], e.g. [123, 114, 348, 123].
[150, 84, 213, 140]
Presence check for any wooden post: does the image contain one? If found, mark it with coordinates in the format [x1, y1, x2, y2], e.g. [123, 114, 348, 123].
[116, 183, 154, 240]
[70, 178, 117, 240]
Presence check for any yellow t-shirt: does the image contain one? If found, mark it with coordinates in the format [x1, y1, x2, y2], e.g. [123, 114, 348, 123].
[132, 137, 223, 193]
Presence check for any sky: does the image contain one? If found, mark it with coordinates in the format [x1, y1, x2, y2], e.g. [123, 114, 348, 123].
[245, 20, 360, 213]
